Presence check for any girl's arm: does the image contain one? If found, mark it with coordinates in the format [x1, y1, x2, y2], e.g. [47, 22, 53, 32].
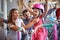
[40, 0, 48, 18]
[8, 21, 34, 31]
[22, 20, 34, 29]
[22, 18, 39, 29]
[8, 18, 39, 31]
[23, 0, 33, 14]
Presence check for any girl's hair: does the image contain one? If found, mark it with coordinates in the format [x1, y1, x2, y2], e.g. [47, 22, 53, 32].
[39, 9, 43, 17]
[8, 8, 18, 23]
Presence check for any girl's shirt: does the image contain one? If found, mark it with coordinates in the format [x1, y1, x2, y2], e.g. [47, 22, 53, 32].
[34, 15, 43, 29]
[32, 16, 48, 40]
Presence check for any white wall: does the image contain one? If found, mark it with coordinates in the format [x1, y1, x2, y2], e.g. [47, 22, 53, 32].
[0, 0, 3, 18]
[0, 0, 1, 12]
[7, 0, 18, 15]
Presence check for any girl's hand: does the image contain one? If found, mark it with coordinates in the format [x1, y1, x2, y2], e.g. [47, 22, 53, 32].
[22, 0, 33, 14]
[17, 27, 26, 32]
[33, 18, 39, 23]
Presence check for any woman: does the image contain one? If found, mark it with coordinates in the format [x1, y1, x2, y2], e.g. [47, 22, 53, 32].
[7, 8, 36, 40]
[7, 8, 25, 40]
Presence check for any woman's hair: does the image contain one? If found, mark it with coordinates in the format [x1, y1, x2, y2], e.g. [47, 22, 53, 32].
[8, 8, 18, 23]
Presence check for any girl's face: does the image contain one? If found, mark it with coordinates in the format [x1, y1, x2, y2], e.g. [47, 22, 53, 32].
[12, 10, 19, 20]
[33, 9, 39, 18]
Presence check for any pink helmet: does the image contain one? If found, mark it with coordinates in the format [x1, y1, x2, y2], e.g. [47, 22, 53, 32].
[32, 4, 44, 12]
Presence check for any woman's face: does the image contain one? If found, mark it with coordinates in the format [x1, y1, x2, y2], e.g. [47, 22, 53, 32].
[12, 10, 19, 20]
[33, 9, 39, 18]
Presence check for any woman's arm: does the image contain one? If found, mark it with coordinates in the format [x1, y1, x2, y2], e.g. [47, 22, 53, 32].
[8, 23, 18, 31]
[10, 25, 18, 31]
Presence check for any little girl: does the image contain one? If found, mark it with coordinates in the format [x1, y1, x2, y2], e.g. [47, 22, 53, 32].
[23, 1, 48, 40]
